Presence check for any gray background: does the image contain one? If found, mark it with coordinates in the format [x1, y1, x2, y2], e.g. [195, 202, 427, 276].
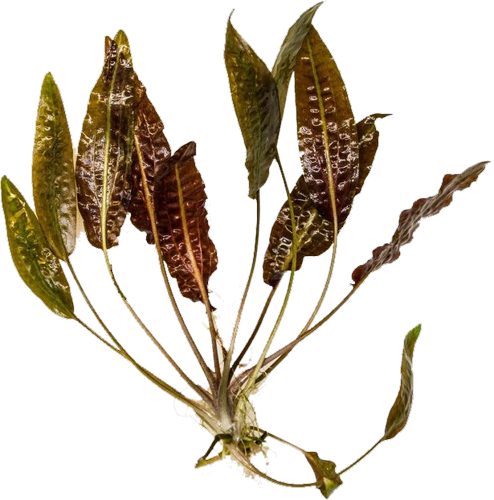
[0, 0, 492, 498]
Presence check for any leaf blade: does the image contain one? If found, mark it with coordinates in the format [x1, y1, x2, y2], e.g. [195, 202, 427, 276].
[263, 115, 387, 286]
[272, 2, 322, 117]
[154, 142, 217, 303]
[2, 177, 74, 318]
[75, 36, 136, 249]
[352, 162, 488, 285]
[304, 451, 342, 498]
[263, 175, 334, 286]
[384, 325, 421, 440]
[32, 73, 76, 260]
[129, 92, 171, 242]
[225, 17, 281, 198]
[295, 26, 359, 222]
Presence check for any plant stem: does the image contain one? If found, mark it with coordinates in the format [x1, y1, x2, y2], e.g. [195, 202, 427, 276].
[228, 445, 316, 489]
[174, 163, 221, 381]
[233, 283, 362, 391]
[135, 136, 215, 390]
[74, 310, 211, 419]
[228, 283, 279, 383]
[67, 258, 211, 403]
[239, 150, 297, 398]
[248, 426, 305, 454]
[338, 438, 383, 475]
[218, 192, 260, 421]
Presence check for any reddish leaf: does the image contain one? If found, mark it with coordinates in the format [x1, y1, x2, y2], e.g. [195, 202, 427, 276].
[352, 162, 488, 285]
[129, 92, 171, 243]
[295, 27, 359, 223]
[154, 142, 217, 303]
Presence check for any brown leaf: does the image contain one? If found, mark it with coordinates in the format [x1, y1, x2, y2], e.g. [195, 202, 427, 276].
[352, 162, 488, 285]
[295, 26, 359, 223]
[129, 92, 171, 243]
[263, 175, 335, 286]
[75, 37, 136, 249]
[263, 116, 387, 286]
[154, 142, 217, 303]
[354, 114, 390, 196]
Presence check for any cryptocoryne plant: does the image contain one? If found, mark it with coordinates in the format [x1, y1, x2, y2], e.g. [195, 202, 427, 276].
[1, 4, 488, 497]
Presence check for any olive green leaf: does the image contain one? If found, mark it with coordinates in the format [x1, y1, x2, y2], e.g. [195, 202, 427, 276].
[2, 177, 74, 318]
[352, 161, 488, 285]
[76, 35, 136, 249]
[355, 114, 390, 196]
[154, 142, 218, 303]
[295, 26, 359, 223]
[304, 451, 342, 498]
[384, 325, 421, 440]
[32, 73, 76, 261]
[225, 15, 281, 198]
[272, 2, 322, 118]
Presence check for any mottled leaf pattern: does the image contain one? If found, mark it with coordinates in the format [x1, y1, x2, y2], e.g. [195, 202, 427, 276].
[263, 176, 334, 286]
[2, 177, 74, 318]
[154, 142, 217, 302]
[225, 17, 281, 198]
[352, 162, 487, 285]
[354, 114, 389, 196]
[32, 73, 77, 261]
[295, 27, 359, 222]
[272, 2, 322, 117]
[304, 451, 342, 498]
[129, 92, 171, 243]
[384, 325, 421, 440]
[263, 115, 387, 286]
[76, 37, 136, 249]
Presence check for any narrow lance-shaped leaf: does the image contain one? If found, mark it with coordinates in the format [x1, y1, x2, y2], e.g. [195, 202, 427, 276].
[32, 73, 77, 261]
[263, 114, 387, 286]
[225, 16, 281, 198]
[304, 451, 342, 498]
[129, 93, 171, 243]
[154, 142, 217, 303]
[352, 161, 488, 286]
[295, 26, 359, 222]
[76, 36, 136, 249]
[384, 325, 421, 440]
[272, 2, 322, 117]
[2, 177, 74, 318]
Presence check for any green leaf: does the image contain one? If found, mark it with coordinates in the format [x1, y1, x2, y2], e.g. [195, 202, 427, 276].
[263, 115, 387, 286]
[272, 2, 322, 118]
[352, 161, 488, 285]
[225, 15, 281, 198]
[32, 73, 76, 261]
[304, 451, 342, 498]
[154, 142, 218, 303]
[354, 113, 390, 196]
[2, 177, 74, 318]
[295, 26, 359, 222]
[76, 35, 136, 249]
[384, 325, 421, 440]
